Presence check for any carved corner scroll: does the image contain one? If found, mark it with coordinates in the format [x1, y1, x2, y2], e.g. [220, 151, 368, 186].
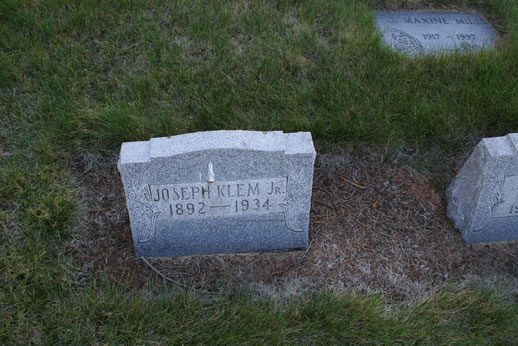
[471, 160, 509, 232]
[280, 160, 309, 232]
[385, 28, 424, 56]
[126, 167, 161, 243]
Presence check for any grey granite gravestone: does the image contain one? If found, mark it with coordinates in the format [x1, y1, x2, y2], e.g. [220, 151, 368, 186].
[446, 133, 518, 244]
[376, 11, 497, 56]
[118, 131, 316, 257]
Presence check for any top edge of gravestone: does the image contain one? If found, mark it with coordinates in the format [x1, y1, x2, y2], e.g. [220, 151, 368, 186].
[375, 10, 494, 27]
[481, 133, 518, 157]
[119, 130, 315, 165]
[376, 10, 487, 17]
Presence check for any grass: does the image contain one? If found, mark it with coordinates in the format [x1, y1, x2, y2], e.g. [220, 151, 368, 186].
[2, 0, 518, 154]
[2, 285, 517, 343]
[1, 0, 518, 343]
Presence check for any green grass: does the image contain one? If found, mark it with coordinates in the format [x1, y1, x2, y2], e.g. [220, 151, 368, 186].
[1, 0, 518, 343]
[2, 0, 518, 154]
[2, 285, 517, 343]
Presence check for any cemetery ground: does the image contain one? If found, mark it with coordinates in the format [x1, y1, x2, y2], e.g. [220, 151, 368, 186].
[1, 0, 518, 343]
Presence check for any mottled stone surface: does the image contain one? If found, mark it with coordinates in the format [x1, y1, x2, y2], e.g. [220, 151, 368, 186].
[446, 133, 518, 244]
[118, 131, 316, 257]
[376, 11, 497, 56]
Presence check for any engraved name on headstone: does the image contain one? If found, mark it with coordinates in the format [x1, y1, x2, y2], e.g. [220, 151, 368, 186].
[118, 131, 316, 257]
[376, 11, 497, 56]
[148, 178, 288, 220]
[446, 133, 518, 244]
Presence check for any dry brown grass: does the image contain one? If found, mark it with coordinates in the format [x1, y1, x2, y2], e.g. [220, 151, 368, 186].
[68, 143, 518, 302]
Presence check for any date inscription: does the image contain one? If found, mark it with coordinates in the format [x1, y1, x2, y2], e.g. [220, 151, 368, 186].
[148, 178, 287, 220]
[422, 33, 476, 41]
[423, 33, 440, 40]
[457, 33, 475, 41]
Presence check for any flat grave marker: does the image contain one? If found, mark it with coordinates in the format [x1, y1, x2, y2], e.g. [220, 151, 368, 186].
[376, 11, 497, 56]
[446, 133, 518, 244]
[118, 130, 316, 257]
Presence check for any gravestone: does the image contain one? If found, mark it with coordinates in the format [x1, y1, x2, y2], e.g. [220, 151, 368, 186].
[446, 133, 518, 244]
[376, 11, 497, 56]
[118, 131, 316, 257]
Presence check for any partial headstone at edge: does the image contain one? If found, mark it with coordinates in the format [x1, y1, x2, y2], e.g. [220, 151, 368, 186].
[376, 11, 497, 56]
[118, 130, 316, 257]
[446, 133, 518, 244]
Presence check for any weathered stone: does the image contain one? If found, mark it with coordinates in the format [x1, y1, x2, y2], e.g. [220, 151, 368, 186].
[376, 11, 497, 56]
[446, 133, 518, 244]
[118, 130, 316, 257]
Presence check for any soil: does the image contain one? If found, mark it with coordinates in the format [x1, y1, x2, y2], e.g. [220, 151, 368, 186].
[69, 142, 518, 302]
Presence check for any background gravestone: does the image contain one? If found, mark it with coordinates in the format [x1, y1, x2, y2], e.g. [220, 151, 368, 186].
[446, 133, 518, 244]
[118, 131, 316, 257]
[376, 11, 497, 56]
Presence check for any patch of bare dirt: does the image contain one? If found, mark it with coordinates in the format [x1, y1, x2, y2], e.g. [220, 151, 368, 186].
[68, 144, 518, 301]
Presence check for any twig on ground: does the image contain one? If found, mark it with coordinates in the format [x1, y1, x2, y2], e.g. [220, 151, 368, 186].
[140, 257, 212, 295]
[341, 176, 366, 189]
[353, 217, 367, 228]
[372, 195, 382, 208]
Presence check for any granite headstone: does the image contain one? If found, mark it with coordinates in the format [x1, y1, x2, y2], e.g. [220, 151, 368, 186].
[118, 131, 316, 257]
[376, 11, 497, 56]
[446, 133, 518, 244]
